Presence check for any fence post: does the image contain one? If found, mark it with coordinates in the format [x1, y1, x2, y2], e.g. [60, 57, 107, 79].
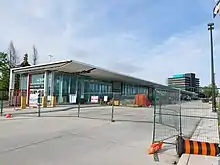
[152, 88, 157, 143]
[179, 89, 182, 137]
[37, 93, 41, 117]
[75, 75, 80, 117]
[0, 91, 3, 116]
[159, 101, 162, 124]
[111, 92, 115, 122]
[78, 101, 80, 117]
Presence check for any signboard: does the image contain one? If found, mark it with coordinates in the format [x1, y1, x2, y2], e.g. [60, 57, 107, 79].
[69, 94, 77, 103]
[47, 96, 51, 101]
[173, 74, 184, 78]
[91, 96, 99, 103]
[29, 94, 38, 107]
[30, 84, 44, 89]
[104, 96, 108, 102]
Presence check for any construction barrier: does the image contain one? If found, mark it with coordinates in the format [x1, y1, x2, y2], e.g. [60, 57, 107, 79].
[135, 94, 151, 107]
[176, 136, 220, 157]
[152, 86, 219, 158]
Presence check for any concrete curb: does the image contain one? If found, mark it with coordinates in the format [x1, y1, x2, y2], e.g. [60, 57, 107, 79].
[177, 107, 219, 165]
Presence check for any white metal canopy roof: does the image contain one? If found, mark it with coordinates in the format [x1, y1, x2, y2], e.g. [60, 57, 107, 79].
[12, 60, 195, 94]
[12, 60, 167, 88]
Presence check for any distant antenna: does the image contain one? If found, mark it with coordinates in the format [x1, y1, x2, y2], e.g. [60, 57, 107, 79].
[48, 55, 53, 62]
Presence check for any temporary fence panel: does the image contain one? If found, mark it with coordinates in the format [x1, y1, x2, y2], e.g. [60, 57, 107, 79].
[78, 92, 114, 121]
[39, 92, 153, 122]
[152, 86, 220, 154]
[0, 91, 9, 116]
[152, 88, 181, 144]
[112, 93, 153, 122]
[9, 89, 27, 107]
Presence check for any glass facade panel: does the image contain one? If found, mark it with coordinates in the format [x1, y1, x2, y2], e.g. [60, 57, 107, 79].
[70, 76, 77, 94]
[20, 68, 156, 104]
[47, 72, 52, 96]
[25, 71, 153, 105]
[62, 74, 70, 103]
[31, 74, 44, 84]
[20, 74, 27, 89]
[28, 71, 152, 105]
[29, 73, 44, 96]
[52, 74, 114, 104]
[121, 83, 148, 96]
[54, 73, 62, 103]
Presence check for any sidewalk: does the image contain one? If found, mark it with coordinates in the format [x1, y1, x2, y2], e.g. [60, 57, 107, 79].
[178, 109, 219, 165]
[1, 104, 103, 116]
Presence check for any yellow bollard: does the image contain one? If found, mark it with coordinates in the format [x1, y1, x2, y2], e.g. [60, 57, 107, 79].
[113, 100, 119, 106]
[51, 96, 56, 107]
[20, 96, 26, 109]
[42, 96, 47, 108]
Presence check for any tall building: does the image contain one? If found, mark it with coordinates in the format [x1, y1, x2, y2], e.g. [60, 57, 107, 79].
[168, 73, 200, 93]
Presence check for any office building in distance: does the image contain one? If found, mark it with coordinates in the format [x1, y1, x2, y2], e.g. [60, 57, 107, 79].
[168, 73, 200, 93]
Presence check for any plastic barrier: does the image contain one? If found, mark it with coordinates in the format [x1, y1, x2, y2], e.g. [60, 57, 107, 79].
[176, 136, 219, 157]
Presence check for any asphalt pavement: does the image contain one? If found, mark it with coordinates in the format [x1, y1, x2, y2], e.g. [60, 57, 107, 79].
[2, 100, 8, 107]
[0, 101, 215, 165]
[0, 110, 164, 165]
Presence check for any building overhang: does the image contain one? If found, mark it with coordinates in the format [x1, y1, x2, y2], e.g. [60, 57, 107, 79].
[11, 60, 197, 95]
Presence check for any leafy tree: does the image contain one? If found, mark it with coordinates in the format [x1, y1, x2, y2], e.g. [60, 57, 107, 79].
[8, 41, 19, 67]
[14, 53, 31, 90]
[8, 42, 21, 90]
[0, 52, 10, 91]
[203, 84, 219, 98]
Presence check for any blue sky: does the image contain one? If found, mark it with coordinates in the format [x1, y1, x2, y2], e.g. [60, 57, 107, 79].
[0, 0, 220, 86]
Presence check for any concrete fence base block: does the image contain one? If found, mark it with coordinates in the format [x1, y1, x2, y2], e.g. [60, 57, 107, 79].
[177, 154, 190, 165]
[178, 154, 219, 165]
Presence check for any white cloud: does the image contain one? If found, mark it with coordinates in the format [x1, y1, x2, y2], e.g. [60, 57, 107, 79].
[0, 0, 220, 88]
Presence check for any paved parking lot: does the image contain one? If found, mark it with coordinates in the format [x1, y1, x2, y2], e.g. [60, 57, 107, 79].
[0, 106, 172, 165]
[0, 101, 213, 165]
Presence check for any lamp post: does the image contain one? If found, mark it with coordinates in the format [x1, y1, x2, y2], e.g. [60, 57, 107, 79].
[208, 23, 216, 112]
[48, 55, 53, 62]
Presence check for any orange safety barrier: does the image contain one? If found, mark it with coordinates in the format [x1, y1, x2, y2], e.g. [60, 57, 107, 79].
[176, 136, 219, 157]
[135, 94, 151, 107]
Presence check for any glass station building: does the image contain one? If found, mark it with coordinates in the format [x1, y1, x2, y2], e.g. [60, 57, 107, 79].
[9, 60, 191, 105]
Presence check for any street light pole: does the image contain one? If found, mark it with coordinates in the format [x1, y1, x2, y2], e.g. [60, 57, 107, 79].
[208, 23, 216, 112]
[48, 55, 53, 62]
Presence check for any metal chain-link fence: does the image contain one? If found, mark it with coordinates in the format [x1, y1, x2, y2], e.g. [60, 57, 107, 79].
[73, 92, 153, 122]
[3, 90, 155, 120]
[0, 90, 9, 116]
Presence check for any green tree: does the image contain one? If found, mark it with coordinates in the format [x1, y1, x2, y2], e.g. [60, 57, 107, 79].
[8, 41, 19, 67]
[0, 52, 10, 91]
[203, 84, 219, 98]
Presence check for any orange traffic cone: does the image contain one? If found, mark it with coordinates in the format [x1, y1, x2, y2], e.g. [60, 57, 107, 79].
[5, 114, 12, 118]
